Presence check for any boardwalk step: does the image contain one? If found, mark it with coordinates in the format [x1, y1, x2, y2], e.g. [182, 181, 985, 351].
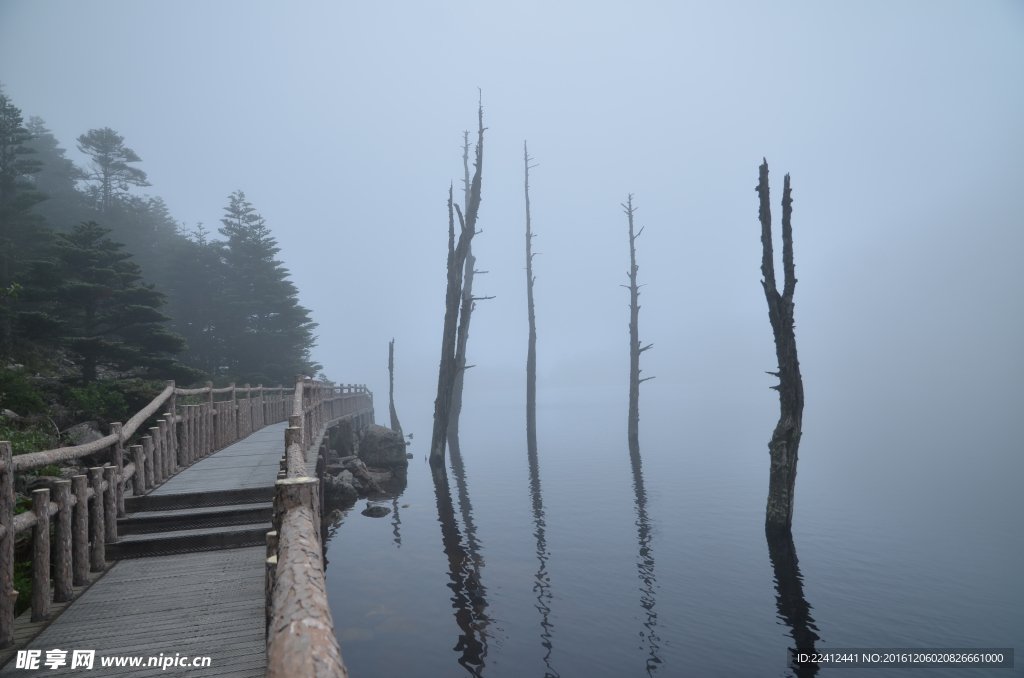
[107, 523, 272, 559]
[119, 502, 273, 535]
[125, 486, 274, 512]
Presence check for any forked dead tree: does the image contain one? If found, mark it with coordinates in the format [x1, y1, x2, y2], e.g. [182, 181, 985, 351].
[431, 104, 485, 467]
[622, 195, 653, 455]
[524, 141, 539, 455]
[756, 159, 804, 533]
[449, 131, 493, 441]
[388, 338, 402, 436]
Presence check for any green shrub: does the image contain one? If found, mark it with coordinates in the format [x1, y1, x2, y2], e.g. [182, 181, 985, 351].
[66, 382, 129, 425]
[0, 371, 47, 416]
[0, 425, 57, 456]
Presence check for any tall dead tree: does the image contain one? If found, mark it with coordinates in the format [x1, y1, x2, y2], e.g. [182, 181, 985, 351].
[388, 338, 402, 436]
[524, 142, 539, 455]
[449, 131, 492, 441]
[431, 105, 485, 467]
[756, 159, 804, 533]
[622, 195, 653, 455]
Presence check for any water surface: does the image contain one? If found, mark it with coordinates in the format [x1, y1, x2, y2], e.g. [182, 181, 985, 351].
[324, 388, 1022, 677]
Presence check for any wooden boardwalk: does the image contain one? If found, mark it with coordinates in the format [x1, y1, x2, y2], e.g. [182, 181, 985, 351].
[0, 423, 292, 676]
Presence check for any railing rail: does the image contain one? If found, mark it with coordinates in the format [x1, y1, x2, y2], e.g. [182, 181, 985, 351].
[0, 377, 372, 650]
[266, 377, 372, 677]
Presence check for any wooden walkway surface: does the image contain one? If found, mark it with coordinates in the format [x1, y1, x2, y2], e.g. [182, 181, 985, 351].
[0, 422, 292, 676]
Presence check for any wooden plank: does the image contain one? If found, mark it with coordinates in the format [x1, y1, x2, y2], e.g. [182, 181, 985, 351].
[0, 548, 266, 676]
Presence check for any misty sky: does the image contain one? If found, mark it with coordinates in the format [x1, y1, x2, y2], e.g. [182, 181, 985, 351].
[2, 2, 1022, 492]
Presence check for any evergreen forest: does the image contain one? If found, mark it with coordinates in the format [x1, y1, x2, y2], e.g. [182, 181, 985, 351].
[0, 86, 321, 454]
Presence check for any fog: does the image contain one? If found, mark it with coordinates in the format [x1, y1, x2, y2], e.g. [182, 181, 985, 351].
[2, 1, 1022, 504]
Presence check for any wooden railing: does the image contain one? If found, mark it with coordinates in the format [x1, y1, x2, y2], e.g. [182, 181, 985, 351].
[0, 376, 372, 651]
[265, 376, 372, 677]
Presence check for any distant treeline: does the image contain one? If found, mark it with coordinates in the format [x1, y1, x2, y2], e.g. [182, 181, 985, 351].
[0, 86, 321, 391]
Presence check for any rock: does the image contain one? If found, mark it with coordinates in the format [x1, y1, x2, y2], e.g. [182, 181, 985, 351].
[333, 419, 356, 457]
[25, 476, 65, 495]
[361, 504, 391, 518]
[60, 467, 82, 479]
[342, 458, 384, 494]
[66, 421, 104, 446]
[405, 452, 413, 459]
[338, 470, 354, 485]
[1, 409, 23, 422]
[357, 425, 408, 469]
[323, 474, 358, 506]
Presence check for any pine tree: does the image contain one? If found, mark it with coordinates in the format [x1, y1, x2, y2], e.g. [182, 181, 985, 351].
[76, 127, 150, 214]
[29, 221, 197, 383]
[24, 117, 89, 231]
[217, 191, 319, 384]
[0, 88, 50, 359]
[162, 222, 226, 376]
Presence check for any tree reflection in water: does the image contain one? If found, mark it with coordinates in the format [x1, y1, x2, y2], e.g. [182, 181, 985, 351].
[628, 446, 662, 675]
[526, 441, 559, 677]
[391, 496, 402, 548]
[766, 528, 821, 678]
[434, 432, 490, 676]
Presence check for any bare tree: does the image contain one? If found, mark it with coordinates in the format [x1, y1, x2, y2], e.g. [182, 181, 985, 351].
[622, 195, 653, 455]
[756, 159, 804, 533]
[388, 338, 402, 436]
[430, 104, 485, 467]
[449, 131, 492, 441]
[524, 142, 539, 455]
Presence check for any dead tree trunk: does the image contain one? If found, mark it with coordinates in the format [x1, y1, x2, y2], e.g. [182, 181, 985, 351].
[623, 195, 652, 455]
[449, 133, 482, 441]
[756, 159, 804, 534]
[431, 105, 485, 467]
[388, 338, 402, 436]
[524, 142, 538, 455]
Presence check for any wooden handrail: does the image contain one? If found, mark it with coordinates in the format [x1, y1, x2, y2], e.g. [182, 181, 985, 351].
[267, 377, 352, 677]
[0, 374, 371, 656]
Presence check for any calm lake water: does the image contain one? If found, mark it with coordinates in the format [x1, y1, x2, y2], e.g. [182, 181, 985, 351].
[323, 386, 1022, 677]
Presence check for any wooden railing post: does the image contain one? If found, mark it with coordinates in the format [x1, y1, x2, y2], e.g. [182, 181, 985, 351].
[149, 426, 163, 486]
[53, 480, 73, 603]
[177, 406, 188, 468]
[0, 441, 14, 648]
[257, 384, 264, 429]
[206, 381, 216, 451]
[166, 380, 177, 462]
[158, 419, 172, 478]
[30, 488, 50, 622]
[242, 384, 250, 438]
[181, 405, 190, 466]
[190, 405, 198, 464]
[130, 445, 146, 498]
[110, 422, 125, 518]
[197, 404, 205, 459]
[227, 383, 235, 445]
[294, 374, 305, 449]
[142, 435, 155, 490]
[88, 467, 105, 572]
[71, 475, 89, 586]
[103, 466, 118, 543]
[284, 428, 303, 476]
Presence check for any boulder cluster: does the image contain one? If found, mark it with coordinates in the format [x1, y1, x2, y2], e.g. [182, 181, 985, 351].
[322, 424, 409, 507]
